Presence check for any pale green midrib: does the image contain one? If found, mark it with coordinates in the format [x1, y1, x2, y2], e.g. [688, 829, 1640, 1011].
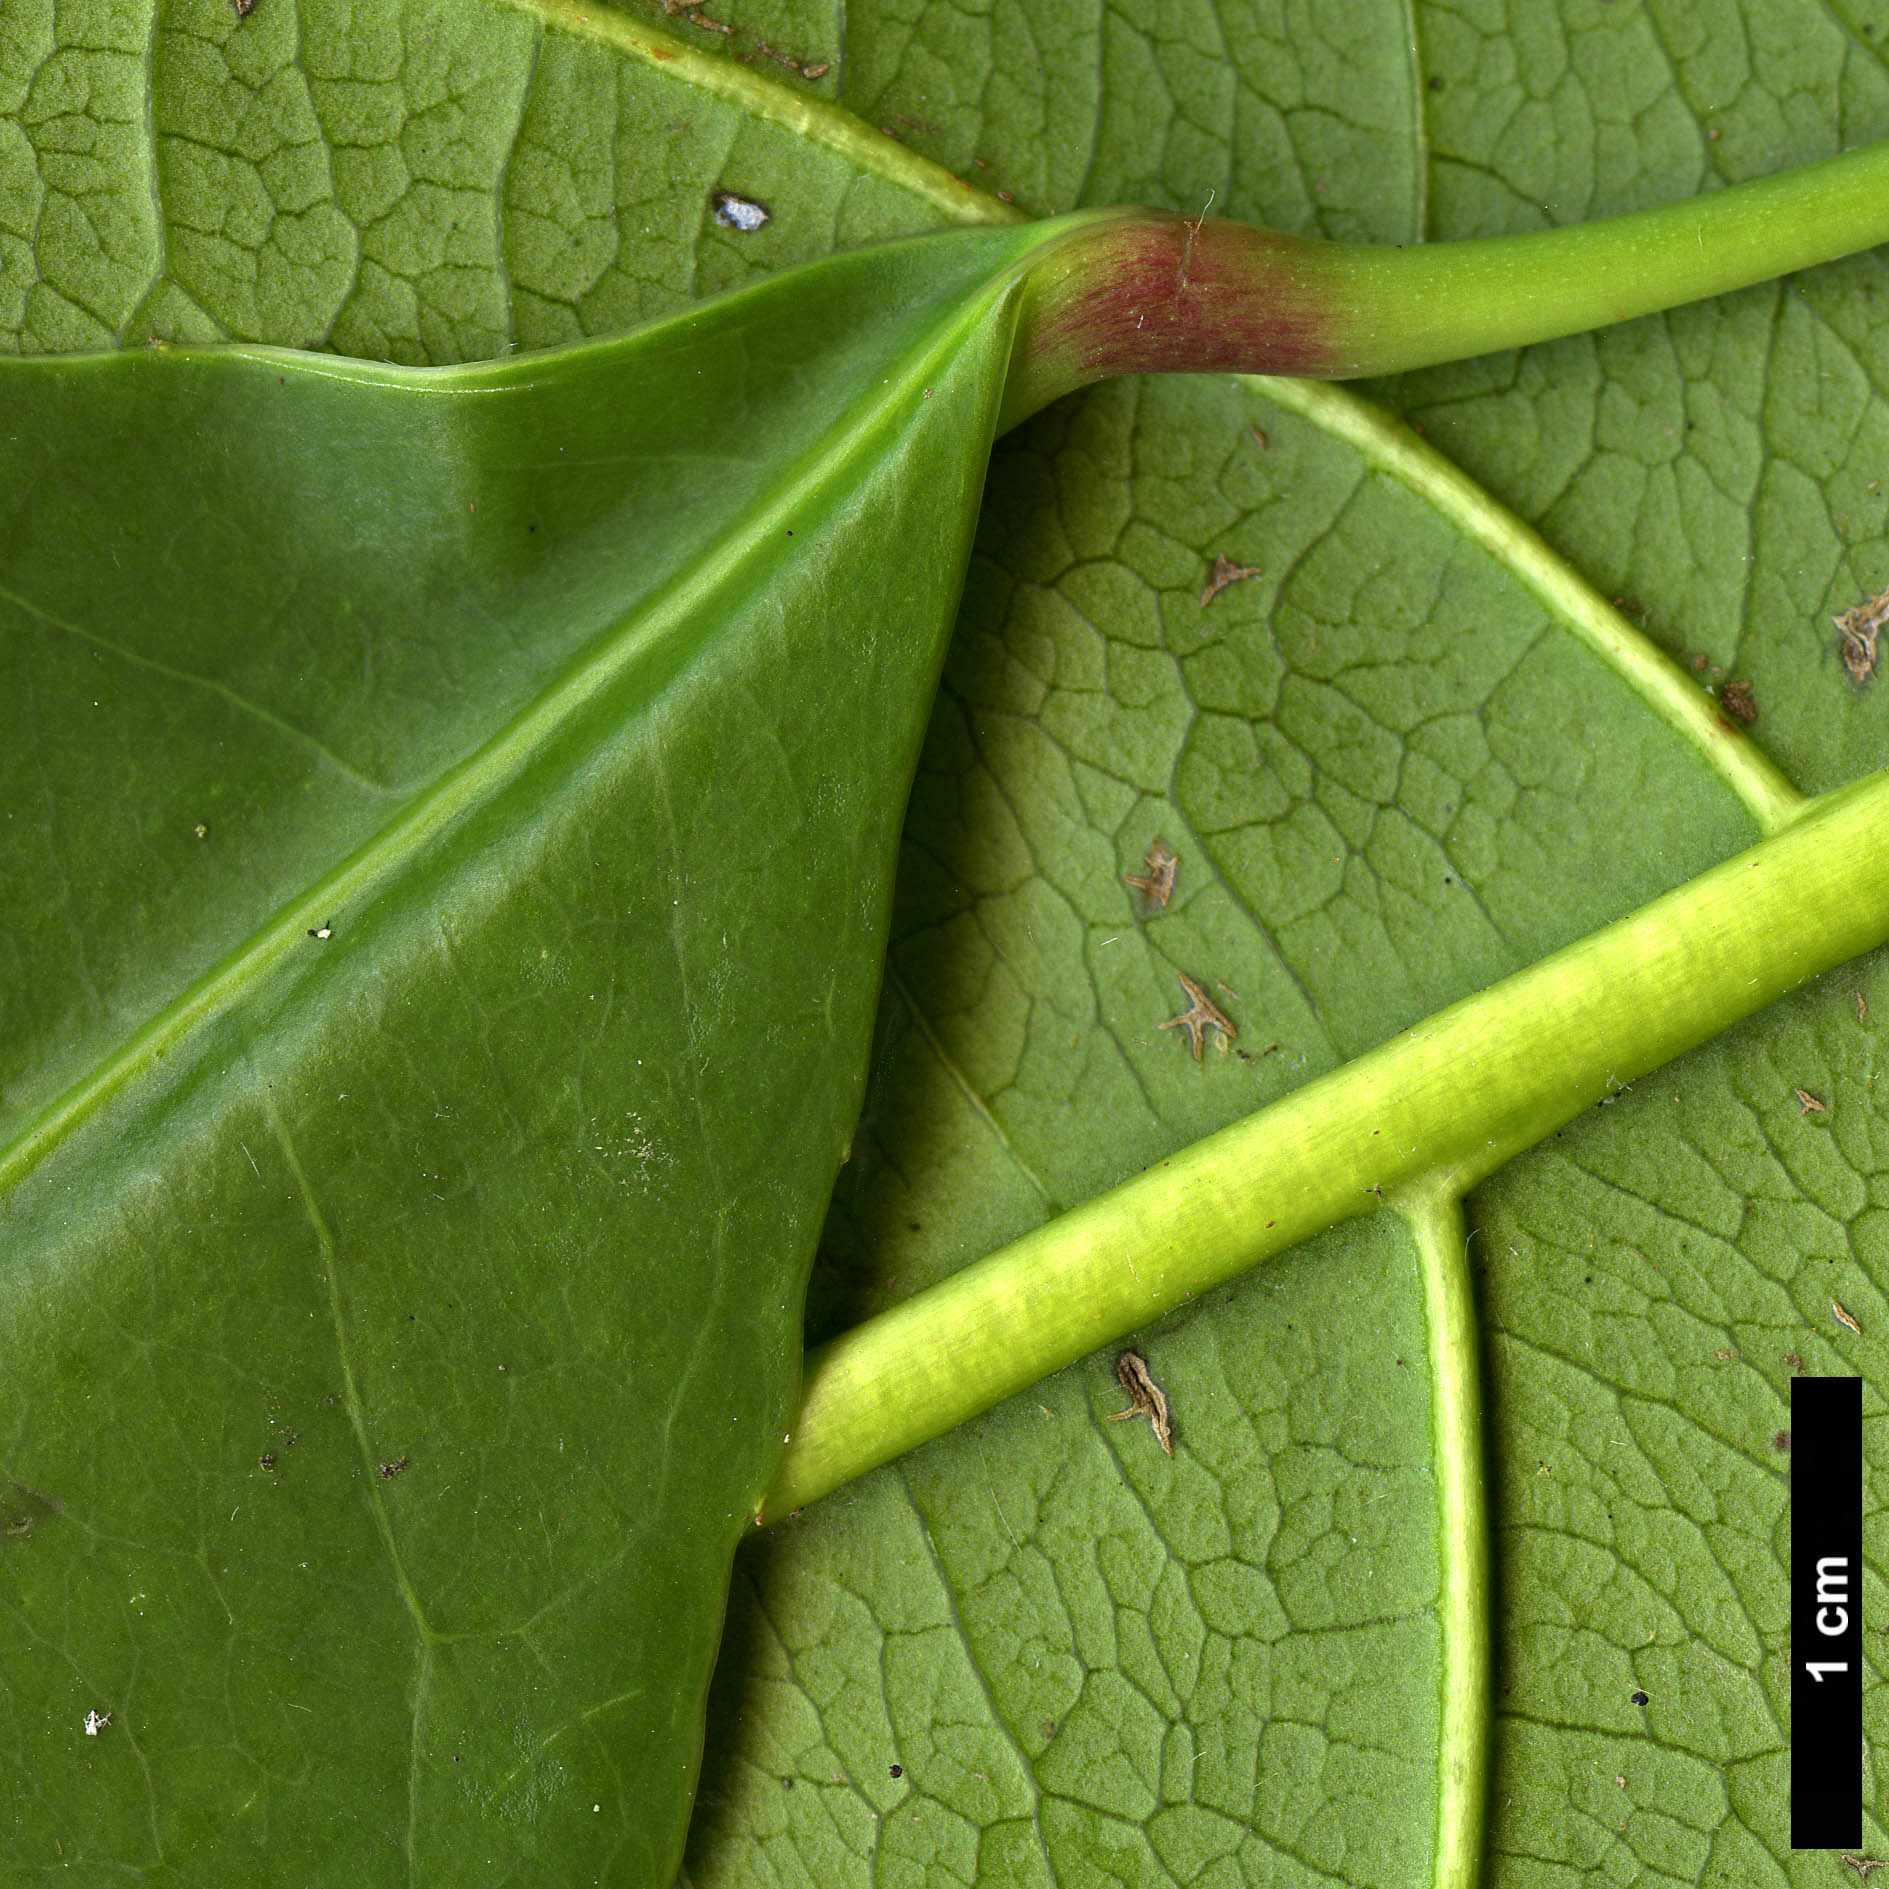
[1395, 1183, 1488, 1889]
[486, 0, 1026, 229]
[760, 766, 1889, 1518]
[1245, 375, 1804, 835]
[0, 282, 1026, 1198]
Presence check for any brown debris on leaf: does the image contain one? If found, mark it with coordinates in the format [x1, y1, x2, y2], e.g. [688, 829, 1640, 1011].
[1200, 553, 1262, 607]
[1718, 679, 1757, 725]
[1160, 972, 1236, 1059]
[1107, 1351, 1173, 1454]
[1124, 840, 1178, 909]
[1836, 584, 1889, 687]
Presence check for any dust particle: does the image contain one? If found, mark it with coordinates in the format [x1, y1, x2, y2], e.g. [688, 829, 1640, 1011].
[1835, 584, 1889, 687]
[1107, 1350, 1174, 1454]
[1124, 840, 1178, 909]
[1160, 972, 1237, 1060]
[1200, 552, 1263, 607]
[712, 191, 771, 232]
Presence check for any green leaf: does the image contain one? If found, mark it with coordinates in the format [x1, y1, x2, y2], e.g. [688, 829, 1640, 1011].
[8, 0, 1889, 1881]
[0, 225, 1055, 1879]
[686, 12, 1889, 1886]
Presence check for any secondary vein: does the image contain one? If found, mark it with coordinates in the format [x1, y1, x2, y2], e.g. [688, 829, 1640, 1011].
[1242, 374, 1805, 835]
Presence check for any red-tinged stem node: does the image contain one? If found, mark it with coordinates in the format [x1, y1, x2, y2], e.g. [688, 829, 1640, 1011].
[1001, 140, 1889, 428]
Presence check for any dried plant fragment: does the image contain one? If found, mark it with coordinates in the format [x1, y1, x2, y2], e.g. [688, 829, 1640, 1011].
[1834, 1299, 1862, 1335]
[1836, 584, 1889, 687]
[1160, 972, 1237, 1059]
[1200, 553, 1263, 607]
[1124, 840, 1178, 908]
[1795, 1086, 1828, 1115]
[1718, 678, 1757, 724]
[1107, 1351, 1173, 1454]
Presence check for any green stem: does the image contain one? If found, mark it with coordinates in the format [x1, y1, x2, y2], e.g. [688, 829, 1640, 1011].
[760, 765, 1889, 1521]
[1247, 375, 1805, 835]
[1002, 141, 1889, 427]
[1397, 1183, 1489, 1889]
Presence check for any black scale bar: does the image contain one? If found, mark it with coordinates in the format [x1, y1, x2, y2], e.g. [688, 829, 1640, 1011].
[1793, 1375, 1862, 1849]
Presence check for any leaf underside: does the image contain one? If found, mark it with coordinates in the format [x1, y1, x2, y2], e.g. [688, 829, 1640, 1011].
[9, 0, 1889, 1881]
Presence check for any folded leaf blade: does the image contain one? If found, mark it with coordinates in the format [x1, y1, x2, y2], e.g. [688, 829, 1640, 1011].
[0, 228, 1040, 1882]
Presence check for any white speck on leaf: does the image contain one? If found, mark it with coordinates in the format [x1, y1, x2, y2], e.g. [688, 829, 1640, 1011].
[712, 191, 771, 232]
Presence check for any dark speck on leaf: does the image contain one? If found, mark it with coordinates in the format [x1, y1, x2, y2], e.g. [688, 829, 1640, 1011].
[1630, 1690, 1648, 1706]
[889, 1763, 903, 1778]
[1773, 1430, 1791, 1452]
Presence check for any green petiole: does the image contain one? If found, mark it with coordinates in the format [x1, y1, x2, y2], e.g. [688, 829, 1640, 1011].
[761, 769, 1889, 1520]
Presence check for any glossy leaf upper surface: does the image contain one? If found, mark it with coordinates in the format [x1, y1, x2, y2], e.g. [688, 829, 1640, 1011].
[0, 227, 1043, 1881]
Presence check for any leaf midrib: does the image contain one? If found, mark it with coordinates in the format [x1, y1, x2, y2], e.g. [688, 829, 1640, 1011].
[0, 275, 1026, 1195]
[486, 0, 1028, 230]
